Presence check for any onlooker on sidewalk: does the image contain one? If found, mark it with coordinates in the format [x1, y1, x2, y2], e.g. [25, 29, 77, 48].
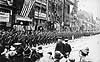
[79, 47, 89, 62]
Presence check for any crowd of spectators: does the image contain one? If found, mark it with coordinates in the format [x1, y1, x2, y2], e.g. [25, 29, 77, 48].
[0, 29, 58, 62]
[0, 29, 98, 62]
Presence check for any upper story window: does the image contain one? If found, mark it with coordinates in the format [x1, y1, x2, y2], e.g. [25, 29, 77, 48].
[0, 8, 10, 13]
[41, 7, 46, 14]
[35, 6, 40, 12]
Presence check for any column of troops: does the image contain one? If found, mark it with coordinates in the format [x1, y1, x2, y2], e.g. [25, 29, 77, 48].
[0, 30, 58, 62]
[0, 29, 91, 62]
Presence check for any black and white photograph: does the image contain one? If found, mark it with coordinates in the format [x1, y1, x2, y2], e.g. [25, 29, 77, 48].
[0, 0, 100, 62]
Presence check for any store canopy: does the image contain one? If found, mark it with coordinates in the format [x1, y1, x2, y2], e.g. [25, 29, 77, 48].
[16, 15, 32, 22]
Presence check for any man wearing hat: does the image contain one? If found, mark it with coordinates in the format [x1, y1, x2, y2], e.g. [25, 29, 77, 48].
[55, 37, 64, 55]
[54, 37, 64, 61]
[63, 39, 72, 58]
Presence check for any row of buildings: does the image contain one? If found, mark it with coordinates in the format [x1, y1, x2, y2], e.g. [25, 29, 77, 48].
[0, 0, 79, 31]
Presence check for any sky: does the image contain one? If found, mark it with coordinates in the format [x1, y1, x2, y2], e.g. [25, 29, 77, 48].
[78, 0, 100, 19]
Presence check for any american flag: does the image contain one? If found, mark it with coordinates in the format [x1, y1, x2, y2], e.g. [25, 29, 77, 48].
[20, 0, 35, 17]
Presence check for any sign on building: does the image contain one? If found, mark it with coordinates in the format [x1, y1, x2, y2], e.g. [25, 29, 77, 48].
[0, 12, 9, 22]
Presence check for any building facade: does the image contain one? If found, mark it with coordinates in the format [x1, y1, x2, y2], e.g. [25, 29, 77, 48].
[15, 0, 47, 31]
[33, 0, 47, 31]
[0, 0, 16, 30]
[54, 0, 76, 31]
[14, 0, 77, 31]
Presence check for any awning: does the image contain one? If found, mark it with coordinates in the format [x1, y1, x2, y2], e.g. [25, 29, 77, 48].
[0, 12, 9, 22]
[16, 15, 32, 22]
[35, 16, 46, 20]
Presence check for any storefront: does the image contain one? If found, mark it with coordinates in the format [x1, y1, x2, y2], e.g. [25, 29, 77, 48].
[0, 0, 17, 30]
[0, 6, 14, 30]
[14, 15, 34, 31]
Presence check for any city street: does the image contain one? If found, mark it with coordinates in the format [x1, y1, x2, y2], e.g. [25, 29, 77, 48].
[42, 34, 100, 62]
[0, 0, 100, 62]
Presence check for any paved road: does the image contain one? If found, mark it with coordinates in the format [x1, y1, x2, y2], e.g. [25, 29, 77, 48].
[41, 34, 100, 62]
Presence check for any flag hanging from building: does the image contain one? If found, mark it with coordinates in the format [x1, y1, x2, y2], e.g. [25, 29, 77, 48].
[70, 5, 74, 14]
[20, 0, 35, 17]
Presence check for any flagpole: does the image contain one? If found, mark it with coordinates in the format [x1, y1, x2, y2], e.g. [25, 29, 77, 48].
[47, 0, 49, 21]
[62, 0, 65, 26]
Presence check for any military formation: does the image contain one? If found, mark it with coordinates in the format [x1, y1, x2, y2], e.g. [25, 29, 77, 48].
[0, 29, 59, 62]
[0, 29, 95, 62]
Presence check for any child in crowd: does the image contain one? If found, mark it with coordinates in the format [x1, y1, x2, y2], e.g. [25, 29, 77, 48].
[79, 47, 89, 62]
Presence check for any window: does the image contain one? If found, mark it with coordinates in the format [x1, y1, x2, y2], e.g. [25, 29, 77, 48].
[41, 8, 46, 13]
[35, 6, 40, 12]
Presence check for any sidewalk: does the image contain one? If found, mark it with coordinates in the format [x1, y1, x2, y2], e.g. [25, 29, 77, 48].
[41, 34, 100, 62]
